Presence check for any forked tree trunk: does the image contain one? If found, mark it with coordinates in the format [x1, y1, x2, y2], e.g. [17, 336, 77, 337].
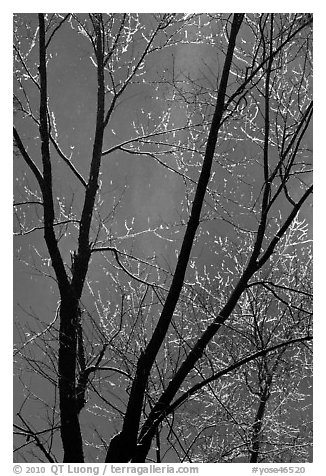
[105, 12, 245, 464]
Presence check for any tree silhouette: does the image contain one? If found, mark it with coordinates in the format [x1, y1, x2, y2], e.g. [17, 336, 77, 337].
[14, 13, 312, 463]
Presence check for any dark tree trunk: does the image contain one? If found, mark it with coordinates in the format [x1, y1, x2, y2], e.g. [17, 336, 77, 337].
[105, 13, 245, 464]
[37, 13, 106, 462]
[58, 299, 85, 462]
[249, 384, 270, 463]
[38, 14, 86, 462]
[58, 15, 106, 462]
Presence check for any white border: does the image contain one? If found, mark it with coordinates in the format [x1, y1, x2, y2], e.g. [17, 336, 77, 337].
[5, 4, 324, 474]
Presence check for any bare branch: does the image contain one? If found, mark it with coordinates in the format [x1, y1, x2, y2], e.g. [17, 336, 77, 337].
[45, 14, 71, 49]
[13, 127, 44, 190]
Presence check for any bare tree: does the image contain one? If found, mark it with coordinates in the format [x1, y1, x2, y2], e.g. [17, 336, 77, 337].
[14, 13, 312, 463]
[166, 227, 312, 463]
